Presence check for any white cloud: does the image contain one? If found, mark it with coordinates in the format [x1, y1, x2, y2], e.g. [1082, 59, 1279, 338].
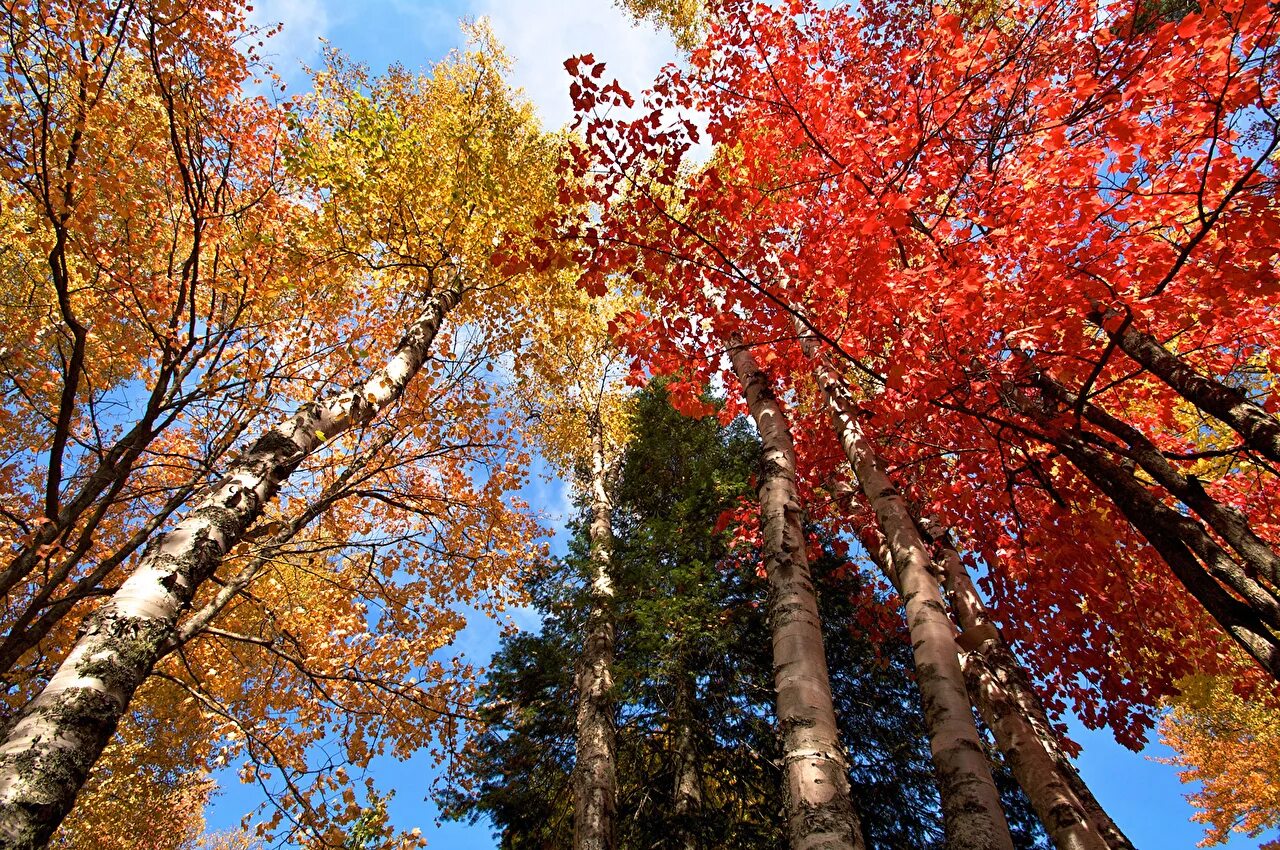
[247, 0, 330, 86]
[385, 0, 460, 54]
[467, 0, 678, 130]
[243, 0, 685, 134]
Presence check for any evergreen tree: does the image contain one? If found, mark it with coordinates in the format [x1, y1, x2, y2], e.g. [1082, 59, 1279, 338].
[444, 384, 1047, 849]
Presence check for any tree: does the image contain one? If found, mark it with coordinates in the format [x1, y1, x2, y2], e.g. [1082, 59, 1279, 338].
[613, 0, 705, 49]
[446, 382, 1049, 849]
[0, 0, 300, 694]
[724, 341, 864, 850]
[503, 289, 636, 850]
[0, 21, 563, 846]
[1160, 674, 1280, 847]
[788, 325, 1014, 850]
[802, 328, 1128, 850]
[562, 0, 1280, 752]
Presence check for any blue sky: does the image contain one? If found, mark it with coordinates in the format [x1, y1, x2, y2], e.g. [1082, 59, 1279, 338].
[201, 2, 1272, 847]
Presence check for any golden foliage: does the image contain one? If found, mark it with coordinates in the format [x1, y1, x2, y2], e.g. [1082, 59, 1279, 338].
[511, 285, 637, 481]
[7, 14, 562, 846]
[615, 0, 706, 49]
[1161, 675, 1280, 847]
[52, 678, 215, 850]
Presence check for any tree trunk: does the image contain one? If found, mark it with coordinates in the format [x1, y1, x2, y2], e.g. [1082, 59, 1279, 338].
[1089, 308, 1280, 465]
[802, 344, 1014, 850]
[726, 340, 864, 850]
[573, 416, 619, 850]
[1002, 382, 1280, 678]
[671, 670, 703, 850]
[0, 282, 464, 850]
[918, 518, 1134, 850]
[1034, 371, 1280, 592]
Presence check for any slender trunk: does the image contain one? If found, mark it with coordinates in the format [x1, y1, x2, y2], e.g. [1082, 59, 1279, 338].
[726, 340, 864, 850]
[959, 654, 1100, 850]
[671, 670, 702, 850]
[802, 344, 1013, 850]
[830, 475, 1130, 849]
[573, 416, 618, 850]
[45, 235, 88, 524]
[919, 519, 1133, 850]
[0, 282, 464, 850]
[1089, 308, 1280, 465]
[859, 525, 1098, 850]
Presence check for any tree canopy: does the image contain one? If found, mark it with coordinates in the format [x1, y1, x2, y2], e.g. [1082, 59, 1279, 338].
[0, 0, 1277, 847]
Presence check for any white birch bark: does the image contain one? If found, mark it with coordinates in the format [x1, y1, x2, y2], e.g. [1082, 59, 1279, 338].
[799, 337, 1013, 850]
[0, 282, 464, 850]
[917, 520, 1134, 850]
[727, 340, 864, 850]
[573, 415, 619, 850]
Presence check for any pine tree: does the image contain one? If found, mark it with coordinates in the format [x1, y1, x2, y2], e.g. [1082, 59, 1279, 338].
[444, 383, 1048, 849]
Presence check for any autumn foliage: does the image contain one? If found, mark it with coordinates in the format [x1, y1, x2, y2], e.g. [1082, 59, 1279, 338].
[560, 0, 1280, 842]
[567, 0, 1279, 722]
[1, 0, 1279, 847]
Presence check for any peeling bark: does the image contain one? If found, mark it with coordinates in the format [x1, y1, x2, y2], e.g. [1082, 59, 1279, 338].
[727, 340, 864, 850]
[0, 282, 464, 850]
[919, 518, 1133, 850]
[573, 415, 619, 850]
[801, 340, 1013, 850]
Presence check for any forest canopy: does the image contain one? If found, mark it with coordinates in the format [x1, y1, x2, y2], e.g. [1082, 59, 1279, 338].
[0, 0, 1278, 849]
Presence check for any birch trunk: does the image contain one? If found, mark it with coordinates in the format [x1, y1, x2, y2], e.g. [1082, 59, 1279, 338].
[1089, 308, 1280, 464]
[918, 519, 1132, 850]
[726, 340, 864, 850]
[801, 343, 1013, 850]
[671, 670, 703, 850]
[573, 416, 619, 850]
[0, 282, 464, 850]
[833, 475, 1123, 850]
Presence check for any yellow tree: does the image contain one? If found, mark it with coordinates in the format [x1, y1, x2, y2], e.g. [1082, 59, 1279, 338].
[613, 0, 705, 49]
[1160, 675, 1280, 848]
[49, 675, 214, 850]
[149, 355, 542, 847]
[0, 0, 310, 695]
[0, 20, 566, 847]
[507, 285, 635, 850]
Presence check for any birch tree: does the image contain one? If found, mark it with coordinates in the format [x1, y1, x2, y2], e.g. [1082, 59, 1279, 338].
[564, 0, 1280, 741]
[799, 339, 1014, 850]
[506, 289, 637, 850]
[0, 24, 563, 846]
[724, 339, 864, 850]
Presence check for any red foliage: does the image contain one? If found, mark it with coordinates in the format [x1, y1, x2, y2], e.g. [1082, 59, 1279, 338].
[563, 0, 1280, 744]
